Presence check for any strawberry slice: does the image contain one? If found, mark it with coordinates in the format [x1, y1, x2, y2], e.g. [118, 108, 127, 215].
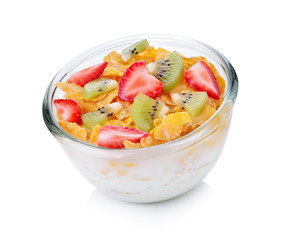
[54, 99, 81, 123]
[184, 60, 221, 99]
[68, 62, 108, 87]
[118, 61, 163, 101]
[98, 125, 148, 149]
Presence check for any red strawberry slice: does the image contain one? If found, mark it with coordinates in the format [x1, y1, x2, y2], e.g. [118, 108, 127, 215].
[118, 61, 163, 101]
[98, 125, 148, 149]
[68, 62, 108, 87]
[184, 60, 221, 99]
[54, 99, 82, 123]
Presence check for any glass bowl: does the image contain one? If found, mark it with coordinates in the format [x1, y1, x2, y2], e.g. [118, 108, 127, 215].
[42, 34, 238, 203]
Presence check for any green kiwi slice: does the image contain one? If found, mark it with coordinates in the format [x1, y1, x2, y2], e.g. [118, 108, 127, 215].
[81, 102, 122, 130]
[171, 92, 208, 117]
[121, 39, 149, 62]
[147, 51, 184, 92]
[83, 78, 118, 100]
[131, 93, 169, 132]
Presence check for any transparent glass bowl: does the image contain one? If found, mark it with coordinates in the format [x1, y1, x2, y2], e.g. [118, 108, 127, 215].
[43, 35, 238, 203]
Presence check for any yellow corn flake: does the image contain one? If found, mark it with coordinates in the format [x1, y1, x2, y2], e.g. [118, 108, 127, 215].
[190, 105, 216, 127]
[58, 120, 87, 141]
[169, 78, 195, 94]
[216, 76, 226, 96]
[153, 118, 163, 127]
[181, 124, 195, 136]
[215, 97, 224, 109]
[56, 82, 83, 100]
[162, 112, 192, 127]
[155, 47, 171, 61]
[102, 67, 124, 81]
[153, 123, 182, 141]
[104, 119, 127, 127]
[131, 46, 158, 63]
[169, 105, 183, 113]
[90, 125, 102, 143]
[84, 127, 92, 140]
[123, 116, 133, 126]
[205, 98, 217, 109]
[182, 56, 206, 70]
[160, 94, 176, 106]
[57, 110, 63, 120]
[132, 47, 170, 64]
[103, 51, 129, 72]
[95, 88, 118, 108]
[123, 140, 142, 149]
[140, 135, 165, 148]
[74, 99, 98, 114]
[149, 126, 158, 136]
[115, 106, 132, 120]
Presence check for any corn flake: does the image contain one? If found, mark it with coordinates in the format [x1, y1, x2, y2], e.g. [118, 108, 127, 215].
[103, 51, 129, 72]
[169, 78, 195, 94]
[153, 118, 162, 127]
[56, 82, 83, 100]
[140, 135, 165, 148]
[95, 88, 118, 108]
[169, 105, 183, 113]
[90, 125, 102, 143]
[162, 112, 192, 127]
[123, 116, 133, 126]
[190, 105, 216, 127]
[58, 120, 87, 141]
[161, 94, 176, 106]
[103, 67, 124, 82]
[182, 56, 206, 70]
[74, 99, 98, 114]
[153, 123, 182, 141]
[104, 119, 127, 127]
[123, 140, 142, 149]
[115, 106, 132, 120]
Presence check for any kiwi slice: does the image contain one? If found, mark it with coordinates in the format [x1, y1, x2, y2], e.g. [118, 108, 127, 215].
[171, 92, 208, 117]
[121, 39, 149, 62]
[83, 78, 118, 100]
[82, 102, 122, 130]
[132, 93, 169, 132]
[147, 51, 184, 92]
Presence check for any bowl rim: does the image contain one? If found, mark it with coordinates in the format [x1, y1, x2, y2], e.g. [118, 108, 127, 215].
[42, 34, 238, 152]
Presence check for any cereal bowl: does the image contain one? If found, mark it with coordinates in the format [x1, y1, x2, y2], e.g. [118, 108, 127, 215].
[42, 35, 238, 203]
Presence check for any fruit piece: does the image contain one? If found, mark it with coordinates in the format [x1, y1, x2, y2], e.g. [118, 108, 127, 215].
[118, 61, 163, 101]
[147, 51, 184, 92]
[121, 39, 149, 62]
[171, 92, 208, 117]
[68, 62, 108, 87]
[131, 93, 169, 132]
[54, 99, 81, 123]
[81, 102, 122, 130]
[184, 60, 220, 99]
[83, 78, 118, 100]
[98, 126, 148, 149]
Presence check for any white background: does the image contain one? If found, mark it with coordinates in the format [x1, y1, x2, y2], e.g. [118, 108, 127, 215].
[1, 0, 281, 239]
